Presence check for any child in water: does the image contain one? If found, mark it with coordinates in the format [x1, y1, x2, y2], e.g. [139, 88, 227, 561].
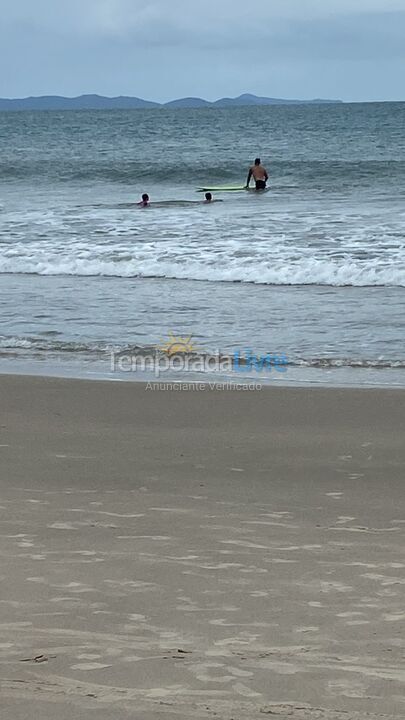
[204, 192, 223, 204]
[138, 193, 150, 207]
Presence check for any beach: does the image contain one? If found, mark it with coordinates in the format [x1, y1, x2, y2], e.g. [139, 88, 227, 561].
[1, 374, 404, 719]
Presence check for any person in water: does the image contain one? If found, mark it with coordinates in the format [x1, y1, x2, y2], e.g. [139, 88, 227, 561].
[246, 158, 268, 190]
[203, 193, 223, 204]
[138, 193, 150, 207]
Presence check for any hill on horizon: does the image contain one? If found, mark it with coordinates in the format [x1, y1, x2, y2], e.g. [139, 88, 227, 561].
[0, 92, 343, 111]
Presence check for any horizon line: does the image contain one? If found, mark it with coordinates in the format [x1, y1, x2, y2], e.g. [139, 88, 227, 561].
[0, 92, 404, 106]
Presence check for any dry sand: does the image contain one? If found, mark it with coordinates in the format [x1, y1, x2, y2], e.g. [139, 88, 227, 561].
[0, 374, 404, 719]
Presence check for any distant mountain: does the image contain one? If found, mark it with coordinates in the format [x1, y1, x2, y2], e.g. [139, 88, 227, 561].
[0, 93, 343, 111]
[0, 94, 159, 111]
[213, 93, 341, 107]
[164, 97, 211, 108]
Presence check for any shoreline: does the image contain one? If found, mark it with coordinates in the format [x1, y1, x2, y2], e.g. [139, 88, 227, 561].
[2, 370, 405, 397]
[1, 374, 405, 718]
[1, 359, 405, 389]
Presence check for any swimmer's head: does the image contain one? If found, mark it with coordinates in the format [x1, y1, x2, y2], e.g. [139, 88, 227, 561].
[205, 192, 212, 202]
[142, 193, 149, 202]
[254, 158, 261, 165]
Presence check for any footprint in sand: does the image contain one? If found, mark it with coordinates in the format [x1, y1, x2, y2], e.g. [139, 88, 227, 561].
[70, 662, 112, 670]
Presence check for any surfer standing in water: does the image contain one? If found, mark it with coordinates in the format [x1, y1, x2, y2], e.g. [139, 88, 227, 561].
[246, 158, 268, 190]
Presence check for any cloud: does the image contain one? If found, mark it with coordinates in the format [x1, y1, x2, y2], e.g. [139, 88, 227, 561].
[3, 0, 405, 37]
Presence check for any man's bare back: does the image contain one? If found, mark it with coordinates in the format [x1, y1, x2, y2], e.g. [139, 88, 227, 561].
[251, 164, 267, 180]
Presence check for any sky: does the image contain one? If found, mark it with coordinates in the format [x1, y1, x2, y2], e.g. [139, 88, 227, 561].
[2, 0, 405, 102]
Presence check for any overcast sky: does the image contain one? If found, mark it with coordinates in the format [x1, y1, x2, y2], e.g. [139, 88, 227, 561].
[2, 0, 405, 101]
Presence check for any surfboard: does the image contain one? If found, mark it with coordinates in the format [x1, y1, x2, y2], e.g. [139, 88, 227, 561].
[197, 185, 270, 193]
[196, 185, 247, 192]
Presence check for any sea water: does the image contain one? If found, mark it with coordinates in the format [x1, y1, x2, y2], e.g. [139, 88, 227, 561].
[0, 103, 404, 386]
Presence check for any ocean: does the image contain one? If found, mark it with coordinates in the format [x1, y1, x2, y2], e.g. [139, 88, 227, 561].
[0, 102, 404, 386]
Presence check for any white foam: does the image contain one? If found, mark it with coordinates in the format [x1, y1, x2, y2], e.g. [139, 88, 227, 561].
[1, 248, 403, 286]
[1, 199, 405, 286]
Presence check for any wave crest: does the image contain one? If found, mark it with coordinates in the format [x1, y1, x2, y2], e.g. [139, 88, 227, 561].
[0, 254, 404, 287]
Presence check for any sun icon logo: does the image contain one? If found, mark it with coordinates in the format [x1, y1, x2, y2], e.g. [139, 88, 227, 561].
[158, 332, 197, 356]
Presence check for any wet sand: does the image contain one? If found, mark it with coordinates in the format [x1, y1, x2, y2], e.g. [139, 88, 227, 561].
[0, 374, 404, 719]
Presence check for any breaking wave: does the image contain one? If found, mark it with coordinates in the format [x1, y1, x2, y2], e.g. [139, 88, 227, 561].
[1, 335, 404, 370]
[1, 253, 404, 287]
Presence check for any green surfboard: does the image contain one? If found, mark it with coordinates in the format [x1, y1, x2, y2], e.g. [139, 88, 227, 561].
[197, 185, 269, 193]
[196, 185, 247, 192]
